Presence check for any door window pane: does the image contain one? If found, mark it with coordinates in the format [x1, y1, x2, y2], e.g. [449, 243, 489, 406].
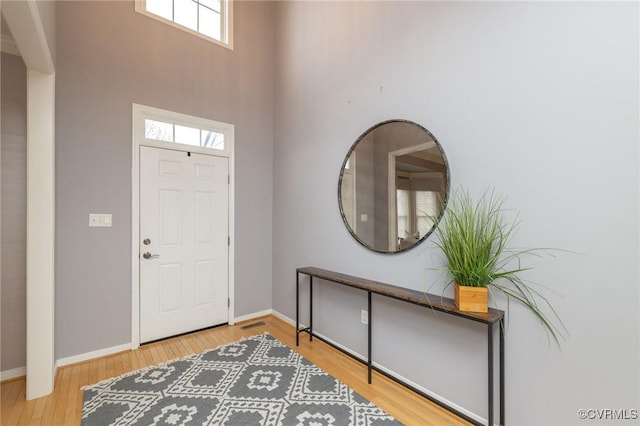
[175, 125, 200, 147]
[144, 117, 227, 151]
[201, 130, 224, 150]
[145, 119, 174, 142]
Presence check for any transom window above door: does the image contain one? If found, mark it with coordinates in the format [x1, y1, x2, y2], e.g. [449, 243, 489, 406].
[133, 104, 233, 158]
[145, 118, 225, 151]
[135, 0, 233, 49]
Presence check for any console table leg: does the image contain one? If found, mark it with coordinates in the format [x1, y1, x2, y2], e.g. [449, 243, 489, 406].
[295, 267, 505, 426]
[296, 272, 299, 346]
[488, 323, 494, 426]
[367, 291, 372, 384]
[500, 318, 505, 425]
[309, 277, 313, 342]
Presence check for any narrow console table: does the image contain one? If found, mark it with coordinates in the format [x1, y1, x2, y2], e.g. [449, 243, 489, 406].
[295, 266, 505, 426]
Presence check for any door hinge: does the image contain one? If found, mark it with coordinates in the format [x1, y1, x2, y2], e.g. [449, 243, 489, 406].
[228, 236, 230, 246]
[228, 298, 231, 308]
[228, 174, 230, 184]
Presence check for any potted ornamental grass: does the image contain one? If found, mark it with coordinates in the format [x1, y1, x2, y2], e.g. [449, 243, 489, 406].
[434, 187, 565, 345]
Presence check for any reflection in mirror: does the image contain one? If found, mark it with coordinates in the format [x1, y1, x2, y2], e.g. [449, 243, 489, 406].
[338, 120, 449, 253]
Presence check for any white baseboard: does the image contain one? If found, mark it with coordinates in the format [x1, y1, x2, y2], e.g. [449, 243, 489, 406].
[271, 309, 295, 326]
[370, 359, 485, 424]
[4, 310, 486, 425]
[272, 309, 366, 359]
[1, 366, 26, 382]
[54, 311, 270, 370]
[234, 309, 273, 324]
[270, 309, 485, 425]
[55, 343, 132, 368]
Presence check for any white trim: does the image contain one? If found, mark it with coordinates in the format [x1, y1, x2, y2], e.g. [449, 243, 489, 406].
[1, 367, 26, 382]
[638, 3, 640, 409]
[26, 69, 56, 401]
[271, 310, 295, 326]
[131, 103, 235, 348]
[134, 0, 233, 51]
[234, 309, 273, 324]
[227, 124, 236, 326]
[371, 361, 486, 425]
[271, 310, 487, 425]
[0, 0, 53, 73]
[131, 109, 140, 348]
[55, 343, 133, 369]
[387, 153, 397, 250]
[1, 34, 21, 56]
[223, 0, 234, 50]
[3, 0, 56, 401]
[56, 308, 268, 369]
[271, 310, 364, 360]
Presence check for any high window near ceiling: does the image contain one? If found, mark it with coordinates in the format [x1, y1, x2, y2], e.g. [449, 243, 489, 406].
[135, 0, 233, 49]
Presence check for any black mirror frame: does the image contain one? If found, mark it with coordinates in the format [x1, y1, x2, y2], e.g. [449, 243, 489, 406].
[337, 119, 451, 254]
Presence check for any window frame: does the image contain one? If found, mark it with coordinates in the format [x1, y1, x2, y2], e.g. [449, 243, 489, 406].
[134, 104, 233, 158]
[134, 0, 234, 50]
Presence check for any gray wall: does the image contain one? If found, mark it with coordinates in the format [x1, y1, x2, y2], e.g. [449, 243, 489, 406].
[272, 1, 639, 425]
[55, 0, 274, 359]
[1, 52, 27, 372]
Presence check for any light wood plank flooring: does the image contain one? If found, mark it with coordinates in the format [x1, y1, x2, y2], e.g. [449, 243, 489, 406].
[0, 315, 469, 425]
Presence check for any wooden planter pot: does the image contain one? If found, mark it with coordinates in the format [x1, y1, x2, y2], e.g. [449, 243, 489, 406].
[454, 283, 488, 313]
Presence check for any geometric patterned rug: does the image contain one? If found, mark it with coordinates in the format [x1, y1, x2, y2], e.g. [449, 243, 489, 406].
[81, 333, 402, 425]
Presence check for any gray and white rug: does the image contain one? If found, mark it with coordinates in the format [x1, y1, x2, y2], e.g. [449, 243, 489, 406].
[82, 333, 402, 425]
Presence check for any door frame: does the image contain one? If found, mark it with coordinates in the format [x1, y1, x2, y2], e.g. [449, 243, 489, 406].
[387, 141, 436, 251]
[131, 104, 235, 349]
[2, 0, 56, 399]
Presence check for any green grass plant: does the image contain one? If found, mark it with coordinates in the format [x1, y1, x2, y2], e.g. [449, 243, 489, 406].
[434, 187, 566, 346]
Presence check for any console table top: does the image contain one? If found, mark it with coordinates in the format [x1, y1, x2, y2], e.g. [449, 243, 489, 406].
[297, 266, 504, 324]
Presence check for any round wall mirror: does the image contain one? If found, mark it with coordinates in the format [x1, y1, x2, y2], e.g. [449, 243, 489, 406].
[338, 120, 450, 253]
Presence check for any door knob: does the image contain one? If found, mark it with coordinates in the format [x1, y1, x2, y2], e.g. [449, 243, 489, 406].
[142, 252, 159, 259]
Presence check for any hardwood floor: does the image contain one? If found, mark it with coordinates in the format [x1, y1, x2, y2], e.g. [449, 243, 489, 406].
[0, 315, 469, 425]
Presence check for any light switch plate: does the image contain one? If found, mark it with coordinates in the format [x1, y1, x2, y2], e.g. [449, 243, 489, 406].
[89, 214, 112, 227]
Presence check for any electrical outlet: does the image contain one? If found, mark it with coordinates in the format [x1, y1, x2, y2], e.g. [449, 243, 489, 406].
[361, 309, 368, 325]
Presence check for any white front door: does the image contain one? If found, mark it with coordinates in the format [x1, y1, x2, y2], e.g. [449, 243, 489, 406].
[139, 146, 229, 343]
